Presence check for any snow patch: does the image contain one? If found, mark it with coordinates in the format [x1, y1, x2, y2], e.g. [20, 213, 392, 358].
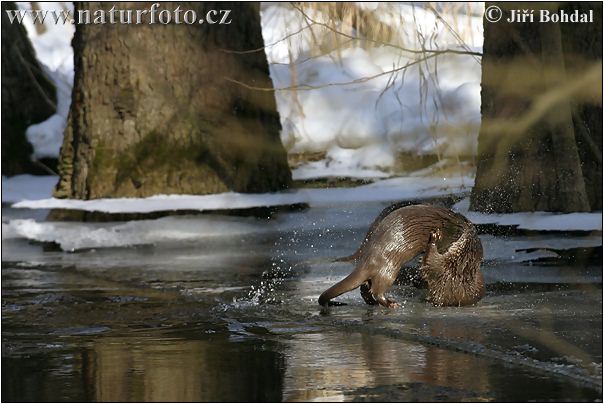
[2, 216, 265, 252]
[481, 234, 603, 262]
[16, 1, 74, 159]
[292, 161, 390, 181]
[261, 3, 484, 176]
[454, 198, 603, 232]
[2, 175, 57, 203]
[10, 176, 473, 213]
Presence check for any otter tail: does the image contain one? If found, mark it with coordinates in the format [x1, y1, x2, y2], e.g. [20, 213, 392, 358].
[318, 268, 367, 306]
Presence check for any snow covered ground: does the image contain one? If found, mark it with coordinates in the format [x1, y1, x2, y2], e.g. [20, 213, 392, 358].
[4, 175, 600, 233]
[454, 198, 603, 231]
[4, 175, 473, 213]
[15, 1, 74, 159]
[2, 175, 601, 253]
[15, 2, 483, 178]
[261, 3, 483, 177]
[1, 175, 57, 203]
[3, 210, 601, 254]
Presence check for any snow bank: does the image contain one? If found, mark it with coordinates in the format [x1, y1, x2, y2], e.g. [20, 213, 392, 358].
[261, 3, 483, 177]
[4, 177, 600, 233]
[1, 175, 57, 203]
[2, 216, 264, 251]
[16, 1, 74, 159]
[4, 198, 600, 255]
[481, 234, 603, 262]
[10, 175, 472, 213]
[454, 198, 603, 231]
[4, 176, 601, 254]
[4, 173, 472, 251]
[292, 160, 390, 181]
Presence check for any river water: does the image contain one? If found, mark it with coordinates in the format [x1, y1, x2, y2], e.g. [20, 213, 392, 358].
[2, 202, 602, 401]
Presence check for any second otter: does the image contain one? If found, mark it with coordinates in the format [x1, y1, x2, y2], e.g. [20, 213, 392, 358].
[318, 204, 484, 308]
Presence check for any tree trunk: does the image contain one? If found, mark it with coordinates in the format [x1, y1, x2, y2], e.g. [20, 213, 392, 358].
[470, 2, 601, 213]
[559, 2, 603, 211]
[1, 1, 56, 176]
[55, 2, 291, 199]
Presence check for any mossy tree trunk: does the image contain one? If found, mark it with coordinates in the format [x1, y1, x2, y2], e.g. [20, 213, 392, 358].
[470, 2, 602, 213]
[1, 1, 56, 176]
[55, 2, 291, 199]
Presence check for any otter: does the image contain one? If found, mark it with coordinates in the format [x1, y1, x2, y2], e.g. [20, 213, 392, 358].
[318, 204, 484, 308]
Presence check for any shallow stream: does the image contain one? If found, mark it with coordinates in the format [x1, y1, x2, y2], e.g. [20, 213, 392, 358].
[2, 202, 602, 401]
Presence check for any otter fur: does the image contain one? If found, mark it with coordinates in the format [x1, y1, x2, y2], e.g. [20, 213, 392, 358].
[318, 204, 484, 308]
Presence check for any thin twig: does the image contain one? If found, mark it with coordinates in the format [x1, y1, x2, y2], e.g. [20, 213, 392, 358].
[32, 159, 59, 176]
[219, 23, 315, 54]
[12, 44, 56, 111]
[290, 2, 482, 58]
[225, 53, 440, 92]
[270, 38, 355, 66]
[426, 4, 482, 64]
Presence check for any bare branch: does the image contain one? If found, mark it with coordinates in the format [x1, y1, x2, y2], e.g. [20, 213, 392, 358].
[219, 23, 316, 55]
[290, 2, 482, 58]
[224, 53, 440, 92]
[426, 4, 482, 64]
[270, 38, 355, 66]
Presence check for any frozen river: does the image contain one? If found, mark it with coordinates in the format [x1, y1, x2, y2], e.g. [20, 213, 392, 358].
[2, 201, 602, 401]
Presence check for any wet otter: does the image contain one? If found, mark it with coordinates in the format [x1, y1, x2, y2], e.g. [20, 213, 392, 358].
[318, 204, 484, 308]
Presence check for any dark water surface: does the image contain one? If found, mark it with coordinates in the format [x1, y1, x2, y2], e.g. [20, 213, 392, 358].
[2, 203, 602, 402]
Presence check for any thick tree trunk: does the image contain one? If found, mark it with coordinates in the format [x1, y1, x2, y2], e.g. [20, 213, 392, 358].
[470, 2, 601, 213]
[537, 17, 590, 212]
[55, 2, 291, 199]
[1, 1, 56, 175]
[560, 2, 603, 211]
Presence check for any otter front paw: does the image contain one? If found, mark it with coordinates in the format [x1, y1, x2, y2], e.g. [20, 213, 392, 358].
[429, 228, 442, 244]
[385, 299, 400, 308]
[377, 295, 399, 308]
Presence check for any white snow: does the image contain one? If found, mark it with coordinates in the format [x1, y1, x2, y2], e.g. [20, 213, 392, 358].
[16, 1, 74, 159]
[9, 175, 473, 213]
[481, 234, 603, 262]
[454, 198, 603, 231]
[15, 2, 74, 74]
[2, 216, 265, 252]
[26, 111, 68, 159]
[1, 175, 57, 203]
[292, 160, 391, 181]
[4, 200, 600, 255]
[261, 3, 484, 177]
[4, 176, 600, 234]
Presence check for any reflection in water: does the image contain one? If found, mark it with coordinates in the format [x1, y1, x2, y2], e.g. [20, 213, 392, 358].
[4, 334, 285, 402]
[418, 320, 491, 393]
[87, 337, 284, 402]
[280, 330, 491, 401]
[281, 332, 373, 401]
[4, 353, 86, 402]
[277, 314, 600, 402]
